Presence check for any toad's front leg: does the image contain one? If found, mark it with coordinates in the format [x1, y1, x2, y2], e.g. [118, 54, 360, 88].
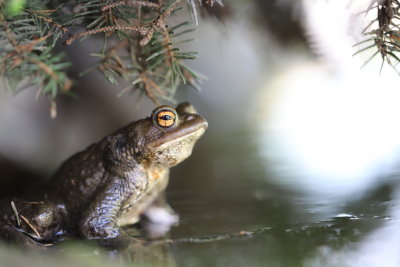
[79, 172, 143, 243]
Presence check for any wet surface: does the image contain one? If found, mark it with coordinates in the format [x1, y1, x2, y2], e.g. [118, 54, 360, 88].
[164, 130, 399, 267]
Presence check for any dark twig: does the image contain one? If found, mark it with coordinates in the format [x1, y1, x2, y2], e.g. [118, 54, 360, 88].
[101, 0, 161, 11]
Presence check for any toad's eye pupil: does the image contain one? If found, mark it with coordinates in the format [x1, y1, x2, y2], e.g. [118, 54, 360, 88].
[161, 115, 172, 120]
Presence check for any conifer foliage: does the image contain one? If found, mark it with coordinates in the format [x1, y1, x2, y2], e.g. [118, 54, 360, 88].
[0, 0, 219, 117]
[355, 0, 400, 72]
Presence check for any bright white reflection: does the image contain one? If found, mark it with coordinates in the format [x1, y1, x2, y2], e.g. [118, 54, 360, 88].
[259, 62, 400, 197]
[256, 0, 400, 201]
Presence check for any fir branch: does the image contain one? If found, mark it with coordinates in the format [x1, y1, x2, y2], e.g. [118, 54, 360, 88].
[71, 0, 204, 104]
[1, 0, 222, 114]
[0, 2, 71, 117]
[66, 0, 182, 46]
[355, 0, 400, 71]
[65, 24, 145, 45]
[24, 9, 68, 33]
[101, 1, 161, 12]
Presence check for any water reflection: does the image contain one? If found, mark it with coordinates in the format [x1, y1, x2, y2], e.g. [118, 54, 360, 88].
[254, 60, 400, 210]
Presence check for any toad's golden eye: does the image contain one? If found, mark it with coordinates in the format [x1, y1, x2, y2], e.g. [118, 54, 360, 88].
[156, 110, 176, 128]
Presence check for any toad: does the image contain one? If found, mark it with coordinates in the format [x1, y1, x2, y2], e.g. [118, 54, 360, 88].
[0, 102, 207, 246]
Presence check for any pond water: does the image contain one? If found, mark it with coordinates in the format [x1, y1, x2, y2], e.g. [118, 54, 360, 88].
[166, 129, 400, 267]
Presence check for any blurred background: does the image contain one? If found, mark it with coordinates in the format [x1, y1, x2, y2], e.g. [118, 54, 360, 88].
[1, 0, 400, 266]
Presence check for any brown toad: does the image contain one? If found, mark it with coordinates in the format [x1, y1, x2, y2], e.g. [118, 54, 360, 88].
[0, 102, 207, 245]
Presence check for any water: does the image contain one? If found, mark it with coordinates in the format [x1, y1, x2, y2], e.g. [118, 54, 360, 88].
[165, 130, 399, 267]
